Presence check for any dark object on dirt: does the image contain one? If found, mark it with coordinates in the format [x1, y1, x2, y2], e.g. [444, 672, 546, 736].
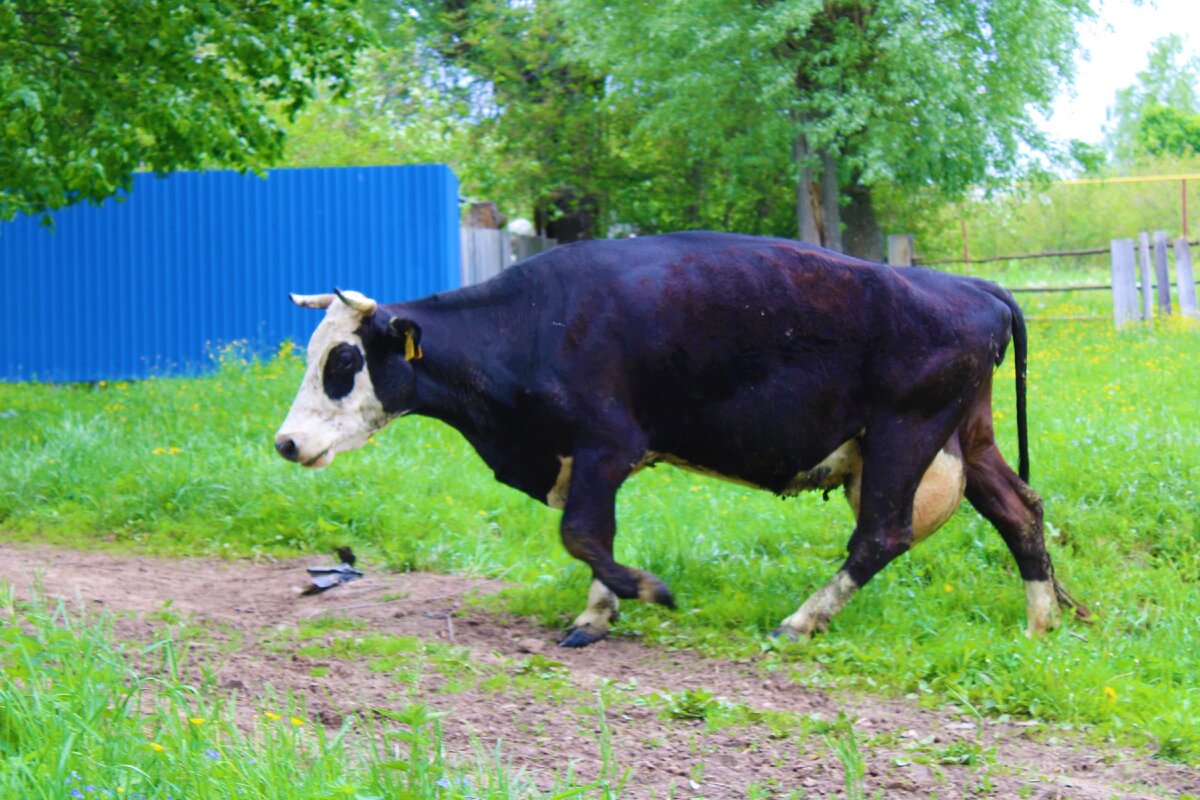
[302, 548, 363, 595]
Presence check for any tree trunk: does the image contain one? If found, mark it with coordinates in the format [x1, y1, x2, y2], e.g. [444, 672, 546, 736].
[819, 149, 842, 253]
[792, 132, 820, 243]
[842, 182, 883, 262]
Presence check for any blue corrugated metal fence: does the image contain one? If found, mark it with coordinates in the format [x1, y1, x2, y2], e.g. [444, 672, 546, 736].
[1, 165, 460, 382]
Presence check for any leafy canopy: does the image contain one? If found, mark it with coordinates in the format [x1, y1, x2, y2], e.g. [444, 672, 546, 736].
[1107, 34, 1200, 161]
[0, 0, 368, 221]
[561, 1, 1092, 213]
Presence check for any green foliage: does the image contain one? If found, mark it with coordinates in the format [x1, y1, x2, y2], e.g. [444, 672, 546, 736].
[0, 0, 368, 221]
[0, 593, 614, 798]
[887, 152, 1200, 265]
[1134, 104, 1200, 158]
[560, 0, 1094, 238]
[1107, 34, 1200, 162]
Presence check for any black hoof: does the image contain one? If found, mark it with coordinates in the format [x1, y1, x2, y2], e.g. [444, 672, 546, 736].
[559, 625, 607, 648]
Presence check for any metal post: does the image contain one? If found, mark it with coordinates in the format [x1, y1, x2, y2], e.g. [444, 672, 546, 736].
[1110, 239, 1138, 327]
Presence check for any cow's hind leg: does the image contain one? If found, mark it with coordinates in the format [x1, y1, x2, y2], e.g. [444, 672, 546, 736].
[776, 414, 960, 639]
[557, 447, 674, 648]
[963, 439, 1091, 634]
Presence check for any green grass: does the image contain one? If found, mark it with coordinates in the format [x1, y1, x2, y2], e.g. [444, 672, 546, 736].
[1, 319, 1198, 763]
[0, 591, 621, 799]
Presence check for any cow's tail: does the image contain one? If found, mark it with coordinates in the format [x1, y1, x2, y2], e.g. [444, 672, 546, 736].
[983, 284, 1030, 484]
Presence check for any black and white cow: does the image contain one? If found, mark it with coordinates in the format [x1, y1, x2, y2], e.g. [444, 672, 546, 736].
[275, 231, 1088, 646]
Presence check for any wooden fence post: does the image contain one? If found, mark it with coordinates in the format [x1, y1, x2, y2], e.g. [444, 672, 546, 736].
[1138, 231, 1154, 320]
[887, 234, 914, 266]
[1153, 231, 1173, 316]
[1110, 239, 1138, 327]
[1175, 237, 1199, 318]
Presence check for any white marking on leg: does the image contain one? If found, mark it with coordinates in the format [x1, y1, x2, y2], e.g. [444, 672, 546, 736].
[779, 570, 859, 637]
[547, 456, 573, 509]
[571, 579, 619, 632]
[1024, 579, 1060, 636]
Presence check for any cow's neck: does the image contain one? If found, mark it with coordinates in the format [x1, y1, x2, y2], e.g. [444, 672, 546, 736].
[397, 296, 528, 458]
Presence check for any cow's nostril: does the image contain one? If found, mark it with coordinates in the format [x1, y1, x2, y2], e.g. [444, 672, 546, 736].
[275, 437, 299, 461]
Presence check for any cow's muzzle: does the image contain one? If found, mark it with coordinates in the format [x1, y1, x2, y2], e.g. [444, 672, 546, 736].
[275, 435, 301, 462]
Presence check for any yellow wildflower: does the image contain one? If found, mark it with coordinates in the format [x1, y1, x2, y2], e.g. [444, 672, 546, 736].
[1104, 686, 1117, 702]
[264, 711, 282, 720]
[149, 742, 164, 752]
[290, 716, 305, 727]
[189, 717, 205, 725]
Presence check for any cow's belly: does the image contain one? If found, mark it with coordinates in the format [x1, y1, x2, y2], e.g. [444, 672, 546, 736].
[835, 440, 966, 541]
[549, 440, 966, 542]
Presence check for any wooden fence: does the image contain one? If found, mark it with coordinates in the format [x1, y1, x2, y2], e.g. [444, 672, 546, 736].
[461, 228, 557, 286]
[888, 232, 1199, 326]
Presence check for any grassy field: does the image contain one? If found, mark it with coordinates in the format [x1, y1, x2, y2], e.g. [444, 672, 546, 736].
[1, 313, 1197, 768]
[0, 592, 616, 799]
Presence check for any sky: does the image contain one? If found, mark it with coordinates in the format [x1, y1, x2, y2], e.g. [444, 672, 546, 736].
[1040, 0, 1197, 145]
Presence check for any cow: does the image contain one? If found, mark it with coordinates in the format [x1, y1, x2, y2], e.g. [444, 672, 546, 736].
[275, 231, 1089, 647]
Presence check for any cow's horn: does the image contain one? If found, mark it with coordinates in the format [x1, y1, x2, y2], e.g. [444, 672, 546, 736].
[290, 292, 334, 309]
[334, 288, 378, 317]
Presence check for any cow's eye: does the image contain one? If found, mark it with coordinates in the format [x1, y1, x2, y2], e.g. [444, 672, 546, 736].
[335, 350, 356, 371]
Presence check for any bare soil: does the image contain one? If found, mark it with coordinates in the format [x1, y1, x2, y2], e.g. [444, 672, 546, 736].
[1, 542, 1195, 800]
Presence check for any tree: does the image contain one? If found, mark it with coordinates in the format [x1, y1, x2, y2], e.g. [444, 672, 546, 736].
[562, 0, 1094, 258]
[1107, 35, 1200, 161]
[1132, 104, 1200, 158]
[0, 0, 368, 221]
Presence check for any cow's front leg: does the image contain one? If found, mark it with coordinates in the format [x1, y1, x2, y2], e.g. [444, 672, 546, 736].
[557, 447, 674, 648]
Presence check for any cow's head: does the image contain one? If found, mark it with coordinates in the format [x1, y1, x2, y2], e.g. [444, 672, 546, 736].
[274, 289, 422, 468]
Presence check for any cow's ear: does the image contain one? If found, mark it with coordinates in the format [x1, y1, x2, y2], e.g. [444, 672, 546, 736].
[387, 318, 423, 361]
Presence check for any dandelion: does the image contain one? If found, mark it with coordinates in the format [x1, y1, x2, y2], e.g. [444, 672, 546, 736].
[290, 716, 305, 727]
[264, 711, 282, 720]
[169, 446, 181, 455]
[189, 717, 205, 726]
[148, 742, 165, 752]
[1104, 686, 1117, 702]
[152, 448, 166, 456]
[943, 584, 954, 593]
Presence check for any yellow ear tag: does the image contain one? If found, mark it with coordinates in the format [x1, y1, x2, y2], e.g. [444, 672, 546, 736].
[404, 332, 422, 361]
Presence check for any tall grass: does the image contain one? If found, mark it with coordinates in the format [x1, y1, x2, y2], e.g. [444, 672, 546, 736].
[0, 317, 1197, 762]
[0, 590, 614, 798]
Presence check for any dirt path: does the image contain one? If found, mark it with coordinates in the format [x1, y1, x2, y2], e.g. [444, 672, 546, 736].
[0, 543, 1195, 799]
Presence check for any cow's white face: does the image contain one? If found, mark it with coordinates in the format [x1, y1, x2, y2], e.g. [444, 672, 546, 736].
[275, 291, 397, 469]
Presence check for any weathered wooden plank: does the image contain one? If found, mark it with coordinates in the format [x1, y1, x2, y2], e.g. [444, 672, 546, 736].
[887, 234, 914, 266]
[1110, 239, 1138, 327]
[1153, 230, 1173, 315]
[1138, 231, 1154, 319]
[1175, 237, 1199, 318]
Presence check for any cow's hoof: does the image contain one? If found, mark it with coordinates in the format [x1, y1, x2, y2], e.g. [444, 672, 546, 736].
[633, 570, 675, 609]
[559, 624, 607, 648]
[770, 625, 811, 642]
